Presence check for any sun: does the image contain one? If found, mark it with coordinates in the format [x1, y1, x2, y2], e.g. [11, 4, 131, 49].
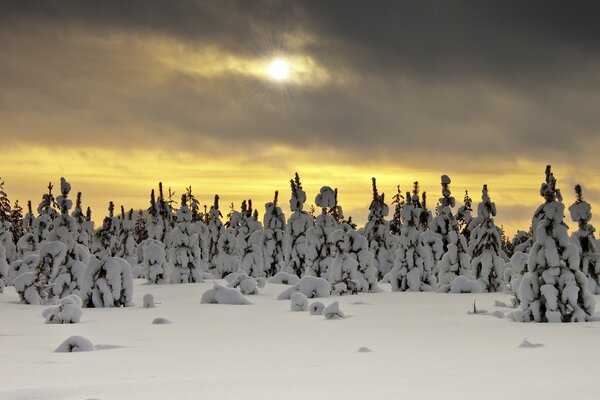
[267, 58, 289, 81]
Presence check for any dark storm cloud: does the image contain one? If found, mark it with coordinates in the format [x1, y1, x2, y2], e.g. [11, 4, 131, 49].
[1, 0, 600, 170]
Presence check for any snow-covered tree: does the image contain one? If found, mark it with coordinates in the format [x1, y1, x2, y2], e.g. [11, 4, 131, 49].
[47, 178, 90, 300]
[239, 229, 264, 278]
[169, 195, 203, 283]
[342, 225, 379, 293]
[146, 189, 165, 242]
[215, 228, 240, 278]
[93, 202, 121, 260]
[119, 208, 138, 271]
[384, 191, 436, 292]
[134, 210, 148, 244]
[455, 191, 473, 242]
[514, 166, 595, 322]
[14, 241, 67, 305]
[390, 185, 405, 235]
[140, 240, 169, 284]
[262, 191, 286, 277]
[569, 184, 600, 294]
[0, 179, 16, 263]
[437, 226, 472, 291]
[205, 195, 223, 270]
[10, 200, 24, 246]
[467, 185, 505, 292]
[81, 256, 134, 308]
[305, 187, 338, 278]
[70, 192, 89, 246]
[364, 178, 394, 279]
[328, 229, 359, 295]
[284, 173, 313, 277]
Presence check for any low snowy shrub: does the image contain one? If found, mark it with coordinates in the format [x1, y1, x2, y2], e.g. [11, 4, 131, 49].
[200, 284, 251, 305]
[142, 293, 156, 308]
[152, 317, 171, 324]
[43, 294, 83, 324]
[290, 292, 308, 311]
[323, 301, 345, 319]
[55, 335, 94, 352]
[309, 301, 325, 315]
[268, 271, 300, 285]
[438, 276, 484, 293]
[277, 276, 331, 300]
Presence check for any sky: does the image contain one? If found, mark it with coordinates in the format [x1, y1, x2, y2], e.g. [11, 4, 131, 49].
[1, 1, 599, 234]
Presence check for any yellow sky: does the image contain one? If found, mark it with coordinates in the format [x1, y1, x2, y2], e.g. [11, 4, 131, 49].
[1, 145, 597, 236]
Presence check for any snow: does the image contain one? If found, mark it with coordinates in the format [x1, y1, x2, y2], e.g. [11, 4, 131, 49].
[54, 335, 94, 353]
[200, 284, 251, 305]
[290, 292, 309, 311]
[2, 280, 600, 399]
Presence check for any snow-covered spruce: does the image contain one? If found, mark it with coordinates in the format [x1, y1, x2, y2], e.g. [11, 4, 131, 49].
[214, 228, 240, 278]
[342, 225, 379, 293]
[169, 195, 203, 283]
[70, 192, 90, 246]
[118, 207, 138, 272]
[277, 275, 331, 300]
[436, 228, 474, 293]
[305, 187, 337, 278]
[47, 177, 91, 300]
[390, 185, 405, 235]
[234, 200, 264, 278]
[328, 229, 360, 295]
[290, 292, 309, 311]
[93, 201, 121, 261]
[455, 190, 474, 242]
[363, 178, 395, 279]
[54, 336, 94, 352]
[43, 294, 83, 324]
[467, 185, 505, 292]
[205, 195, 224, 272]
[145, 189, 165, 242]
[261, 191, 286, 277]
[14, 241, 67, 305]
[569, 185, 600, 294]
[514, 166, 595, 322]
[200, 284, 251, 305]
[284, 173, 314, 277]
[81, 257, 134, 308]
[384, 190, 436, 292]
[430, 175, 457, 256]
[7, 253, 39, 287]
[0, 245, 8, 292]
[0, 179, 17, 263]
[140, 240, 169, 284]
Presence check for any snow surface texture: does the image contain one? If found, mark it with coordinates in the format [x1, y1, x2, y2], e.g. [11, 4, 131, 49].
[2, 281, 600, 399]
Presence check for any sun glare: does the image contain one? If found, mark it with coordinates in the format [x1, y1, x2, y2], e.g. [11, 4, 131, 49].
[268, 58, 289, 81]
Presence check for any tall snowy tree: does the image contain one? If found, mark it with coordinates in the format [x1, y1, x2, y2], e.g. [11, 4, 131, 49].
[262, 191, 286, 277]
[70, 192, 89, 246]
[0, 179, 16, 263]
[46, 178, 90, 300]
[390, 185, 405, 235]
[93, 202, 121, 260]
[305, 186, 338, 278]
[134, 210, 148, 244]
[146, 189, 165, 242]
[569, 185, 600, 294]
[118, 208, 138, 271]
[467, 185, 505, 292]
[205, 194, 223, 271]
[169, 195, 203, 283]
[364, 178, 394, 279]
[284, 173, 313, 277]
[384, 190, 436, 292]
[455, 190, 473, 242]
[515, 166, 595, 322]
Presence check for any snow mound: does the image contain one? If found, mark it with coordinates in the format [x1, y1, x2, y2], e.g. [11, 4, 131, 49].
[200, 284, 252, 305]
[268, 272, 300, 285]
[290, 292, 308, 311]
[494, 300, 510, 308]
[277, 276, 331, 300]
[309, 301, 325, 315]
[358, 347, 373, 353]
[143, 294, 156, 308]
[323, 301, 345, 319]
[43, 295, 83, 324]
[439, 276, 484, 293]
[152, 317, 171, 325]
[519, 338, 544, 348]
[226, 272, 259, 295]
[55, 336, 94, 353]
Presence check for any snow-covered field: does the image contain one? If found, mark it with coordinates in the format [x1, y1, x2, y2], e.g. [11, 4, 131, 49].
[2, 279, 599, 400]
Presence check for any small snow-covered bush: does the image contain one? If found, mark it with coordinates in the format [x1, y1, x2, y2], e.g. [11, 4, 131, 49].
[438, 276, 484, 293]
[323, 301, 345, 319]
[200, 284, 251, 305]
[277, 276, 331, 300]
[309, 301, 325, 315]
[226, 272, 260, 295]
[43, 294, 83, 324]
[290, 292, 308, 311]
[152, 317, 171, 324]
[143, 293, 156, 308]
[55, 336, 94, 352]
[268, 271, 300, 285]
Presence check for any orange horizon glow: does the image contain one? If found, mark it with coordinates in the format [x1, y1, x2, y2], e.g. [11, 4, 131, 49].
[1, 145, 597, 237]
